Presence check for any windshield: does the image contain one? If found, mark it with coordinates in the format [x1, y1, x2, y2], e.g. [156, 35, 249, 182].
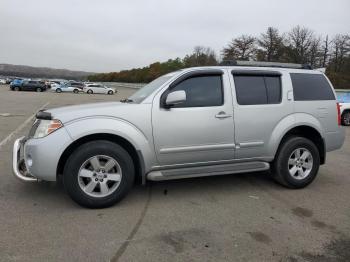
[128, 74, 174, 103]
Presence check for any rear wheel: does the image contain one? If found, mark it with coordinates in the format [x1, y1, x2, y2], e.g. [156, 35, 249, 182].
[87, 89, 93, 94]
[272, 136, 320, 189]
[14, 86, 20, 91]
[73, 89, 79, 94]
[36, 87, 42, 92]
[108, 90, 113, 95]
[342, 111, 350, 126]
[56, 88, 62, 93]
[63, 140, 135, 208]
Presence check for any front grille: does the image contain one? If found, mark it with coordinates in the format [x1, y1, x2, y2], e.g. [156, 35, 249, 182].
[28, 119, 41, 138]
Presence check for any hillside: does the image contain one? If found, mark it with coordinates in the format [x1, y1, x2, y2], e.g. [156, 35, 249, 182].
[0, 63, 94, 80]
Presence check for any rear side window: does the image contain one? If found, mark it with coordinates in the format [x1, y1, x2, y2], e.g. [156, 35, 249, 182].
[170, 75, 223, 107]
[233, 75, 281, 105]
[291, 73, 335, 101]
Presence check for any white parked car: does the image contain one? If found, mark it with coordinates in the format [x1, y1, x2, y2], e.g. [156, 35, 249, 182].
[83, 84, 116, 95]
[0, 78, 6, 84]
[52, 83, 81, 94]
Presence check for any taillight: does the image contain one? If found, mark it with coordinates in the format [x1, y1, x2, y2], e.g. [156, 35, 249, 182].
[336, 102, 341, 125]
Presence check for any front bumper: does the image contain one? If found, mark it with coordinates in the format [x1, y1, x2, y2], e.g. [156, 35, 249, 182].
[12, 136, 38, 182]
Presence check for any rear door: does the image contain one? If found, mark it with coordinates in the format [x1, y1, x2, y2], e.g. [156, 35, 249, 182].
[230, 70, 293, 159]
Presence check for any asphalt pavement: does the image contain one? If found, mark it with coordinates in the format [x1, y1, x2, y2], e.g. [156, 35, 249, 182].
[0, 85, 349, 262]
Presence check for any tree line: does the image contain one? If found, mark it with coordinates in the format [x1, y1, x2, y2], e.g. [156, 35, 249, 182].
[88, 26, 350, 89]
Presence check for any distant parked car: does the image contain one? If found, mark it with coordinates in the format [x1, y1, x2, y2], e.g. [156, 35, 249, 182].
[336, 91, 350, 126]
[83, 83, 116, 95]
[10, 79, 24, 89]
[70, 82, 84, 90]
[11, 80, 47, 92]
[0, 79, 6, 84]
[53, 83, 81, 94]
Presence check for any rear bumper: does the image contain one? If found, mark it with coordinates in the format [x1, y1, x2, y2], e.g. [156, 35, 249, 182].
[325, 126, 346, 152]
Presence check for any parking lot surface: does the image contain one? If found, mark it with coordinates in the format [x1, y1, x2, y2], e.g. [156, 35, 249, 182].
[0, 86, 349, 262]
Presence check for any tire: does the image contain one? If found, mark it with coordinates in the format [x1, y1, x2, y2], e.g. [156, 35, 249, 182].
[36, 87, 42, 92]
[272, 136, 320, 189]
[108, 90, 113, 95]
[87, 89, 93, 94]
[56, 88, 62, 93]
[63, 140, 135, 208]
[341, 111, 350, 126]
[73, 89, 79, 94]
[14, 86, 20, 91]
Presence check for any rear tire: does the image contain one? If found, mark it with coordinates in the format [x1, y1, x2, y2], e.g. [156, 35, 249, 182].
[342, 111, 350, 126]
[36, 87, 42, 92]
[63, 140, 135, 208]
[108, 90, 113, 95]
[56, 88, 62, 93]
[73, 89, 79, 94]
[87, 89, 93, 94]
[272, 136, 320, 189]
[14, 86, 20, 91]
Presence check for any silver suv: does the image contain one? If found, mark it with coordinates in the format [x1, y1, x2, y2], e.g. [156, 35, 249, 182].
[13, 61, 345, 208]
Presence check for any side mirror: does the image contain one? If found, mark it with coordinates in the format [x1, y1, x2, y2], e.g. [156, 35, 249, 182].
[165, 90, 186, 107]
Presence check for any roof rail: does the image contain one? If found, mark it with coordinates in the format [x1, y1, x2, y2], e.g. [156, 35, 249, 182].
[220, 60, 312, 70]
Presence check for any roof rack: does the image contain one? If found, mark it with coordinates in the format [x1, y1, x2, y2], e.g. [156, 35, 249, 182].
[220, 60, 312, 70]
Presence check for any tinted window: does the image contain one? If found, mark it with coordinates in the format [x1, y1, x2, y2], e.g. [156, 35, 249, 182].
[265, 76, 281, 103]
[234, 76, 267, 105]
[291, 73, 335, 101]
[170, 75, 223, 107]
[233, 75, 281, 105]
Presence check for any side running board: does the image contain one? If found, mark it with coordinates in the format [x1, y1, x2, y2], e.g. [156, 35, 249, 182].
[147, 161, 270, 181]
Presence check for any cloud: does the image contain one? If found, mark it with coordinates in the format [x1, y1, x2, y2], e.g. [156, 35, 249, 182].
[0, 0, 349, 72]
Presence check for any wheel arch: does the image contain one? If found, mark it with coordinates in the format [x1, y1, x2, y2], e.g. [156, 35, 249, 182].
[57, 133, 146, 184]
[275, 125, 325, 165]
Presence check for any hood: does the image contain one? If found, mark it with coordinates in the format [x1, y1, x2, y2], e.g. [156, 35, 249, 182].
[44, 101, 135, 123]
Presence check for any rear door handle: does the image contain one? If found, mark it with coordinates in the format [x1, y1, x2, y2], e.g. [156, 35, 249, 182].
[215, 111, 232, 119]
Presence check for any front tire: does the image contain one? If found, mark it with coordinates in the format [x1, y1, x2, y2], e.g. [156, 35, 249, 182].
[36, 87, 42, 92]
[14, 86, 20, 91]
[73, 89, 79, 94]
[63, 140, 135, 208]
[108, 90, 113, 95]
[87, 89, 93, 94]
[272, 136, 320, 189]
[342, 111, 350, 126]
[56, 88, 62, 93]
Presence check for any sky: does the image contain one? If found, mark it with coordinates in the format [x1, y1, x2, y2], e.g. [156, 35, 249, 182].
[0, 0, 349, 73]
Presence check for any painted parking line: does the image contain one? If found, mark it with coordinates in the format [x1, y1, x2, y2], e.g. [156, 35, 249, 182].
[0, 102, 50, 150]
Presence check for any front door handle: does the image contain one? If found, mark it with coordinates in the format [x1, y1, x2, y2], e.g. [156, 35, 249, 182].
[215, 111, 232, 119]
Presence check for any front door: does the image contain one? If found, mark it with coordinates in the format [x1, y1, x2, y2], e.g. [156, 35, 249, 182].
[152, 69, 235, 166]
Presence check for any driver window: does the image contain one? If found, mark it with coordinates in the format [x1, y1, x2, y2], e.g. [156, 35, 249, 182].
[170, 75, 223, 107]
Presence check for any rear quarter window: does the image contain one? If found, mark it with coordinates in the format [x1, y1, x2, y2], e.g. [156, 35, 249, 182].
[291, 73, 335, 101]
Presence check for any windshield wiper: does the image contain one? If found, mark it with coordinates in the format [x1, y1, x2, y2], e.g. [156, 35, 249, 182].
[120, 98, 134, 103]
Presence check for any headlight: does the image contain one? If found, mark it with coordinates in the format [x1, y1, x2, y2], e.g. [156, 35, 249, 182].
[33, 119, 63, 138]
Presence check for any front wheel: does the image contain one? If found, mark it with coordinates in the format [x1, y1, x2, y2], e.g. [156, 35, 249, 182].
[56, 88, 62, 93]
[108, 90, 113, 95]
[272, 136, 320, 189]
[87, 89, 93, 94]
[73, 89, 79, 94]
[342, 111, 350, 126]
[36, 87, 42, 92]
[63, 140, 135, 208]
